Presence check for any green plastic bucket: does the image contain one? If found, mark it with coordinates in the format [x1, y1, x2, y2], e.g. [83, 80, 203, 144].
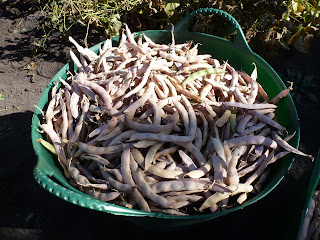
[31, 8, 300, 229]
[296, 149, 320, 239]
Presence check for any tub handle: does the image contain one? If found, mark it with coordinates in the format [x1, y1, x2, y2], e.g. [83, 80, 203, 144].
[33, 156, 88, 204]
[174, 8, 252, 53]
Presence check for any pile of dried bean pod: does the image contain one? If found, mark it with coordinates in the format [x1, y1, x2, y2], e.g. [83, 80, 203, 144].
[301, 189, 320, 239]
[38, 24, 313, 215]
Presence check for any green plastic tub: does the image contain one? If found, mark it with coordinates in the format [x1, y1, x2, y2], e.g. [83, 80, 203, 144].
[296, 149, 320, 239]
[31, 8, 300, 229]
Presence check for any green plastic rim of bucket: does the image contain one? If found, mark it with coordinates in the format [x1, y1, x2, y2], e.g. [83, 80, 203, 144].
[31, 8, 300, 225]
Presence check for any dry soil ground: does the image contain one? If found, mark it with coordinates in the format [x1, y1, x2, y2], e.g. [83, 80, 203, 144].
[0, 2, 320, 240]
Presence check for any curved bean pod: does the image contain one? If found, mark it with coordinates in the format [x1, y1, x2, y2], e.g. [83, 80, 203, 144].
[150, 179, 210, 193]
[227, 136, 277, 149]
[125, 116, 174, 133]
[159, 51, 211, 65]
[98, 162, 135, 192]
[123, 59, 155, 100]
[223, 102, 277, 110]
[178, 150, 197, 171]
[271, 131, 313, 159]
[85, 189, 121, 202]
[132, 148, 183, 179]
[225, 146, 246, 186]
[123, 82, 156, 114]
[176, 142, 207, 166]
[184, 161, 212, 179]
[199, 183, 253, 212]
[130, 155, 174, 209]
[173, 101, 190, 135]
[129, 132, 194, 143]
[144, 142, 165, 170]
[121, 149, 151, 212]
[77, 79, 113, 109]
[78, 141, 132, 155]
[250, 110, 286, 132]
[181, 94, 197, 138]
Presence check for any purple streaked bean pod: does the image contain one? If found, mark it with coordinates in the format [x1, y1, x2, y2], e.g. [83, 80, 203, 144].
[199, 183, 253, 212]
[268, 151, 289, 165]
[76, 79, 113, 109]
[181, 94, 197, 139]
[184, 160, 212, 179]
[144, 142, 165, 170]
[133, 140, 158, 148]
[78, 84, 98, 102]
[211, 154, 224, 185]
[211, 137, 226, 162]
[108, 130, 136, 146]
[59, 98, 68, 140]
[223, 102, 277, 110]
[176, 142, 207, 166]
[125, 115, 174, 133]
[250, 110, 286, 132]
[271, 88, 291, 105]
[80, 154, 115, 168]
[130, 154, 174, 209]
[69, 36, 98, 61]
[78, 141, 132, 155]
[131, 148, 183, 179]
[97, 122, 126, 141]
[247, 80, 258, 104]
[238, 149, 269, 178]
[227, 135, 277, 149]
[129, 132, 194, 143]
[242, 122, 266, 135]
[245, 150, 275, 185]
[123, 82, 156, 114]
[225, 146, 247, 186]
[233, 87, 248, 104]
[148, 97, 162, 125]
[121, 149, 151, 212]
[159, 51, 211, 63]
[166, 194, 203, 203]
[85, 189, 121, 202]
[154, 147, 177, 162]
[178, 150, 197, 171]
[173, 100, 190, 135]
[69, 49, 85, 72]
[94, 116, 118, 142]
[64, 90, 74, 139]
[97, 162, 135, 192]
[194, 127, 203, 150]
[123, 59, 155, 100]
[271, 131, 313, 159]
[149, 179, 210, 193]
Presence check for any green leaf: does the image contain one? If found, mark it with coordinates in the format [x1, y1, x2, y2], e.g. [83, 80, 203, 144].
[164, 0, 180, 18]
[109, 14, 122, 37]
[0, 94, 4, 100]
